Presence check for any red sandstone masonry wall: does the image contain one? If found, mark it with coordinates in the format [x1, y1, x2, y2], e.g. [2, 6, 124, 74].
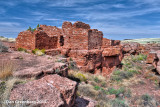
[62, 21, 103, 50]
[35, 31, 58, 49]
[39, 25, 62, 48]
[102, 38, 111, 48]
[39, 25, 62, 37]
[16, 31, 36, 50]
[88, 29, 103, 50]
[71, 28, 89, 50]
[62, 22, 73, 49]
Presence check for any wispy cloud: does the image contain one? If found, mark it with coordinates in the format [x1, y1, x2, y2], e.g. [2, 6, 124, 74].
[44, 18, 60, 21]
[73, 7, 160, 20]
[0, 0, 160, 39]
[0, 22, 20, 27]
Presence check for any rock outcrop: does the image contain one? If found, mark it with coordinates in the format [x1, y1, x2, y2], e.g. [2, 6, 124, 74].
[146, 50, 160, 75]
[10, 74, 77, 107]
[121, 42, 140, 55]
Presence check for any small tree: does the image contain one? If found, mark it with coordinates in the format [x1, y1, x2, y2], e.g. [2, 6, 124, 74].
[27, 26, 32, 31]
[37, 24, 40, 28]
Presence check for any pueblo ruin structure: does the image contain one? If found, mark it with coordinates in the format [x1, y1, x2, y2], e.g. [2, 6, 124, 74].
[16, 21, 123, 75]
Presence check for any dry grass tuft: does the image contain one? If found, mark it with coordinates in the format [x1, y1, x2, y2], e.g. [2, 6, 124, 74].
[0, 60, 17, 80]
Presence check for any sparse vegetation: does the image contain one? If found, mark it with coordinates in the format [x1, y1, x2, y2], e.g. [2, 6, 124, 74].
[132, 54, 147, 62]
[111, 98, 128, 107]
[27, 24, 40, 32]
[18, 47, 27, 52]
[0, 60, 17, 80]
[70, 53, 160, 107]
[0, 78, 30, 107]
[0, 41, 8, 52]
[27, 26, 36, 32]
[32, 48, 45, 56]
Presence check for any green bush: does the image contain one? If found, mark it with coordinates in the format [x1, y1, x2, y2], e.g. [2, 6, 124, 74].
[111, 69, 140, 82]
[94, 77, 101, 83]
[68, 61, 77, 70]
[37, 24, 40, 28]
[17, 48, 27, 52]
[111, 71, 133, 82]
[132, 54, 147, 62]
[141, 94, 152, 101]
[107, 87, 125, 97]
[78, 84, 98, 98]
[32, 48, 38, 54]
[75, 73, 87, 82]
[111, 98, 128, 107]
[32, 49, 45, 56]
[94, 85, 101, 90]
[27, 26, 37, 32]
[113, 70, 121, 75]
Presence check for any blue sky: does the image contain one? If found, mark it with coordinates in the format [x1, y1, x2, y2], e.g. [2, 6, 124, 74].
[0, 0, 160, 40]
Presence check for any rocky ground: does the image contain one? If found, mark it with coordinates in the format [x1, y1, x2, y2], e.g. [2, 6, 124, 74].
[0, 40, 160, 107]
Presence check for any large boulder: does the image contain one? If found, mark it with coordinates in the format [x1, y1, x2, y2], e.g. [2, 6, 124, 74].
[10, 74, 77, 107]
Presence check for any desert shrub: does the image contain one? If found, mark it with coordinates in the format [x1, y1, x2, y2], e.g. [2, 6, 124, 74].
[27, 26, 36, 32]
[107, 87, 125, 97]
[92, 75, 106, 84]
[111, 69, 140, 82]
[132, 54, 147, 62]
[94, 77, 101, 83]
[111, 71, 133, 82]
[113, 70, 121, 75]
[55, 68, 60, 73]
[136, 94, 160, 107]
[111, 75, 123, 82]
[32, 48, 38, 54]
[32, 49, 45, 56]
[68, 61, 77, 70]
[100, 82, 107, 88]
[69, 57, 73, 61]
[37, 24, 40, 28]
[18, 48, 27, 52]
[75, 73, 87, 82]
[0, 42, 8, 52]
[0, 78, 28, 107]
[111, 98, 128, 107]
[94, 85, 101, 91]
[141, 94, 152, 102]
[0, 60, 17, 80]
[41, 49, 45, 53]
[68, 70, 88, 82]
[78, 84, 98, 98]
[0, 81, 6, 97]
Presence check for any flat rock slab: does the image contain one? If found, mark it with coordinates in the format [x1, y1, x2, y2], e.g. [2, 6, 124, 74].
[10, 74, 77, 107]
[0, 51, 68, 78]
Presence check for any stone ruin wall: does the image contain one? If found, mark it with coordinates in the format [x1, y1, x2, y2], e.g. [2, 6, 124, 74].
[35, 31, 58, 49]
[16, 31, 36, 50]
[16, 30, 58, 50]
[62, 21, 103, 50]
[88, 29, 103, 50]
[16, 21, 123, 75]
[39, 25, 62, 48]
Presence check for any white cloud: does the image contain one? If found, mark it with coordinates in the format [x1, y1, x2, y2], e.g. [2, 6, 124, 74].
[44, 18, 60, 21]
[0, 22, 20, 27]
[73, 7, 160, 20]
